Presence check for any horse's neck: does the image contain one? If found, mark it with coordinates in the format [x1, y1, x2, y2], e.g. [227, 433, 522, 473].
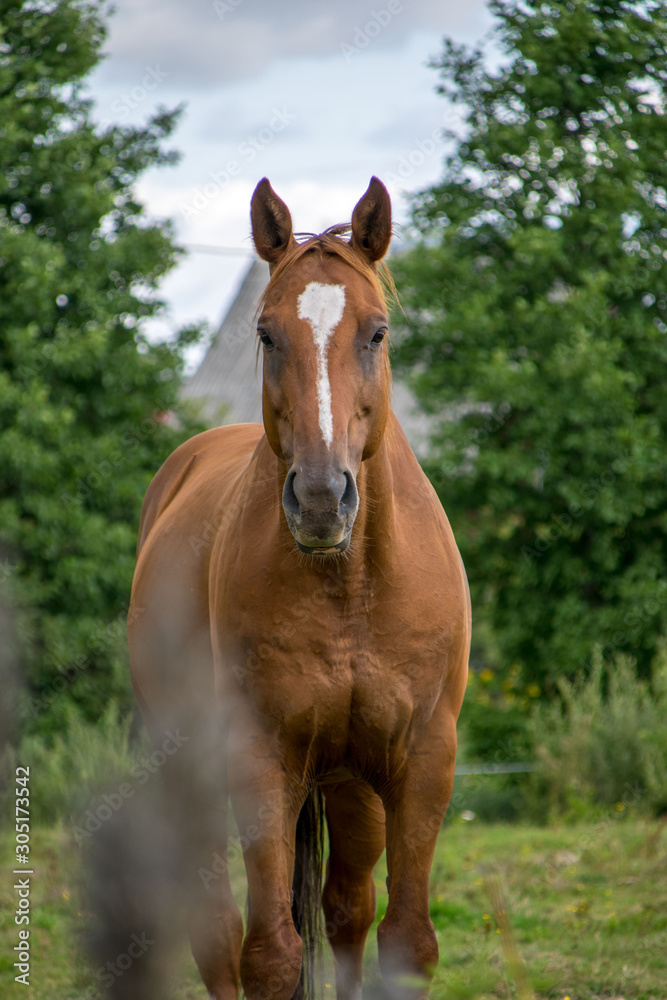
[353, 429, 403, 554]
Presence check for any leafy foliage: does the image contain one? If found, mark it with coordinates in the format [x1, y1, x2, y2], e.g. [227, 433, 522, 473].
[0, 705, 141, 826]
[528, 645, 667, 817]
[393, 0, 667, 690]
[0, 0, 205, 734]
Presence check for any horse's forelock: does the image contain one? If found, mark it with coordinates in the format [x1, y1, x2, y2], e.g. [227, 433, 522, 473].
[256, 225, 398, 317]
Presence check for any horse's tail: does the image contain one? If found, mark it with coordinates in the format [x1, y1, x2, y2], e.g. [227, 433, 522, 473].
[291, 785, 325, 1000]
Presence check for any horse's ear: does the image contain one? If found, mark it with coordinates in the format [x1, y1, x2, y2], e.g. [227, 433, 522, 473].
[351, 176, 392, 264]
[251, 178, 296, 265]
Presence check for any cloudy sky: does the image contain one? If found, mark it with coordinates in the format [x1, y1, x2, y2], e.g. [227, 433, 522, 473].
[86, 0, 496, 365]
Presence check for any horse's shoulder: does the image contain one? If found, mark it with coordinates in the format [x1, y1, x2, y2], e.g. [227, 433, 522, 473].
[137, 423, 264, 552]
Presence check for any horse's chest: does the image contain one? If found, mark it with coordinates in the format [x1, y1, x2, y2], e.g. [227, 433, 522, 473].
[217, 594, 449, 767]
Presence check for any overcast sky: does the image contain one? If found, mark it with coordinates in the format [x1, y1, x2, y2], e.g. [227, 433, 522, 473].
[85, 0, 496, 366]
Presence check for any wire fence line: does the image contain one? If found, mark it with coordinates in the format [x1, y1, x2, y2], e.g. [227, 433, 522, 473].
[454, 762, 535, 775]
[182, 243, 254, 256]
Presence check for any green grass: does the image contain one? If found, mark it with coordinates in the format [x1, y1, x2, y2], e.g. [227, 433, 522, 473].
[1, 813, 666, 999]
[424, 817, 667, 999]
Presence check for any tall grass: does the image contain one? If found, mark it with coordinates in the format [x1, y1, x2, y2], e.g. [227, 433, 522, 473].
[528, 645, 667, 819]
[1, 704, 145, 826]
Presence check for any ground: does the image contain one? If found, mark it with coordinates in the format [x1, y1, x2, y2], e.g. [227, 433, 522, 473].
[0, 813, 665, 999]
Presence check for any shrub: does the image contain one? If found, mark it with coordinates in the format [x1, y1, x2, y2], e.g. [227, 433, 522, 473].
[1, 704, 145, 826]
[527, 645, 667, 820]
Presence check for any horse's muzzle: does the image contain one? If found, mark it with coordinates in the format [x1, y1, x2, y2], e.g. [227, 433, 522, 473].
[282, 466, 358, 554]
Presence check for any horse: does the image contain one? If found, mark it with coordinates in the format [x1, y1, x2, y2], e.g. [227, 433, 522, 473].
[127, 177, 470, 1000]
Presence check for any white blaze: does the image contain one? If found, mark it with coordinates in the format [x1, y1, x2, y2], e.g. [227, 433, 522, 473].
[297, 281, 346, 447]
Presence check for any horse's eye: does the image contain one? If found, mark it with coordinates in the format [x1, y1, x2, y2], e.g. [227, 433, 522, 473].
[258, 330, 274, 349]
[371, 328, 387, 345]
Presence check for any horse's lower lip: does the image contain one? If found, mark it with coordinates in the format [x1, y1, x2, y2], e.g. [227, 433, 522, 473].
[295, 533, 351, 555]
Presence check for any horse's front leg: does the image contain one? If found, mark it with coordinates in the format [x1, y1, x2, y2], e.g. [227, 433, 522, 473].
[377, 704, 459, 998]
[227, 717, 305, 1000]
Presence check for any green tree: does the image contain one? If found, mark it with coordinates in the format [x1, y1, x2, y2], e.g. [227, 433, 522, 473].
[0, 0, 204, 734]
[393, 0, 667, 693]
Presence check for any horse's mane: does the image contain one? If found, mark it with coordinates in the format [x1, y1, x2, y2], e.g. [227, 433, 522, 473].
[257, 223, 398, 314]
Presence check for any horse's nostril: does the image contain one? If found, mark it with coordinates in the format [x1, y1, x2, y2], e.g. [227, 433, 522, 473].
[340, 471, 358, 514]
[283, 469, 300, 517]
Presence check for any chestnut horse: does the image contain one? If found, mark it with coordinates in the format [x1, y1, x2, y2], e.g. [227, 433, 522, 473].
[128, 178, 470, 1000]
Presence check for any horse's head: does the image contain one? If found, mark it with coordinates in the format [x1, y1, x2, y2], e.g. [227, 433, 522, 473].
[251, 177, 393, 555]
